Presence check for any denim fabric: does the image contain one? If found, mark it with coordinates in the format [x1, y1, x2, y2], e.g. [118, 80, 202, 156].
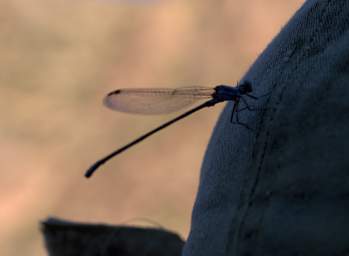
[183, 1, 349, 255]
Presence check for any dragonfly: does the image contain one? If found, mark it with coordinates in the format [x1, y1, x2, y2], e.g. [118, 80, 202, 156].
[85, 80, 257, 178]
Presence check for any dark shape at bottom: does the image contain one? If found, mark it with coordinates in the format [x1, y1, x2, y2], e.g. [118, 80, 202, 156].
[41, 217, 184, 256]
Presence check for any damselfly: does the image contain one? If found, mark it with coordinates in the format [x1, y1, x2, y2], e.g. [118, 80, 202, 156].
[85, 81, 256, 178]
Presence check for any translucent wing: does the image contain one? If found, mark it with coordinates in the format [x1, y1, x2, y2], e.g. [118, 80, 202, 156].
[103, 86, 215, 115]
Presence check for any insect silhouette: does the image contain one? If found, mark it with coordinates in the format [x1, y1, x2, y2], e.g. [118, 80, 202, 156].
[85, 81, 257, 178]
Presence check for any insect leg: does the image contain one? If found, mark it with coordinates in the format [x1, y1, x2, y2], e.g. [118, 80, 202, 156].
[230, 100, 238, 122]
[229, 99, 253, 130]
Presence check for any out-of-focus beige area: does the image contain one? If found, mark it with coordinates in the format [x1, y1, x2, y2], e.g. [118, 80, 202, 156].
[1, 1, 303, 255]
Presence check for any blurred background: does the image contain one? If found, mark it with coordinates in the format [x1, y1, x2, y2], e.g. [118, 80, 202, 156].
[1, 0, 303, 255]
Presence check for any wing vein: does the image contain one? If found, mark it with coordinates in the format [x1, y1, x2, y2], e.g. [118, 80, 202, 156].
[104, 86, 214, 115]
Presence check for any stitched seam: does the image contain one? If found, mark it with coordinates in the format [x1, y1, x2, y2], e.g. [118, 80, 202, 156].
[231, 0, 334, 254]
[250, 0, 334, 254]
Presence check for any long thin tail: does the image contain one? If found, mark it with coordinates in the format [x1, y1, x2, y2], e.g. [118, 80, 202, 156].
[85, 99, 218, 178]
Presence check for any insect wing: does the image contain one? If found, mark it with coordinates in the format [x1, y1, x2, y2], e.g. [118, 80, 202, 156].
[104, 86, 214, 115]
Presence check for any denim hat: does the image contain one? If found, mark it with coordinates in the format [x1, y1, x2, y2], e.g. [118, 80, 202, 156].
[184, 1, 349, 255]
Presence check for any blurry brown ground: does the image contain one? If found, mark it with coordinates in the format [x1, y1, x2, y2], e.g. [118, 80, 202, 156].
[0, 1, 303, 255]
